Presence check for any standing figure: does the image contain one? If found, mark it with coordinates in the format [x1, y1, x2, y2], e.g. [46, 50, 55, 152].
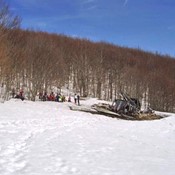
[43, 92, 47, 101]
[77, 94, 80, 106]
[62, 95, 66, 102]
[19, 89, 23, 97]
[11, 88, 15, 98]
[55, 93, 60, 102]
[68, 96, 71, 102]
[17, 89, 24, 101]
[74, 94, 77, 104]
[49, 92, 55, 101]
[39, 92, 43, 100]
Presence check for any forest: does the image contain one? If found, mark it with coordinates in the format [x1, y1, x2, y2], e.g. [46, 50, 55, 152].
[0, 0, 175, 112]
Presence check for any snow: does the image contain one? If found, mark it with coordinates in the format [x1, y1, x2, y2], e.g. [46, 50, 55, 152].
[0, 98, 175, 175]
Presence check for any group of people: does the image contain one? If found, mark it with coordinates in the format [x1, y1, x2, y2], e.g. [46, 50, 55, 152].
[39, 92, 66, 102]
[42, 92, 81, 104]
[12, 89, 25, 101]
[11, 88, 80, 105]
[39, 92, 80, 105]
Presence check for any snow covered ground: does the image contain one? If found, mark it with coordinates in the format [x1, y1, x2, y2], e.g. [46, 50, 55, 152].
[0, 98, 175, 175]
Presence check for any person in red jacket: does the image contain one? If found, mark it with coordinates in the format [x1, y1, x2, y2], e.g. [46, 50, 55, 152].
[49, 92, 55, 101]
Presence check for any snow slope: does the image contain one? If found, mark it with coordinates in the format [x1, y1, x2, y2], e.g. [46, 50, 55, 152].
[0, 98, 175, 175]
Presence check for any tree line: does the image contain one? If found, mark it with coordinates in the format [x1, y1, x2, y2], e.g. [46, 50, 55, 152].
[0, 0, 175, 112]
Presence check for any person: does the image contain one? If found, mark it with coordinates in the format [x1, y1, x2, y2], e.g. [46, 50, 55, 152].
[15, 89, 24, 101]
[74, 94, 77, 104]
[19, 89, 24, 100]
[62, 95, 66, 102]
[55, 93, 60, 102]
[77, 94, 80, 106]
[42, 92, 47, 101]
[39, 92, 43, 100]
[19, 89, 23, 97]
[68, 96, 71, 102]
[11, 88, 15, 98]
[49, 92, 55, 101]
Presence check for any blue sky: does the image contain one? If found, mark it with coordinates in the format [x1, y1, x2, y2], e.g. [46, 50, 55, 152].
[6, 0, 175, 57]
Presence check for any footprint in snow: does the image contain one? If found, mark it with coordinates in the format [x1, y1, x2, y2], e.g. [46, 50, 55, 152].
[0, 133, 33, 174]
[44, 157, 78, 174]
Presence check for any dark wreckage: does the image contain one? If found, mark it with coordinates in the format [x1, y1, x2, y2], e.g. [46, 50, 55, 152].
[70, 93, 164, 120]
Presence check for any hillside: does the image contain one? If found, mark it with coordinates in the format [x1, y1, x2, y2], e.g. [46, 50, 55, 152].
[1, 0, 175, 112]
[0, 28, 175, 112]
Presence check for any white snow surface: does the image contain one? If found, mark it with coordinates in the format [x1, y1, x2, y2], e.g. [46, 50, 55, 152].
[0, 98, 175, 175]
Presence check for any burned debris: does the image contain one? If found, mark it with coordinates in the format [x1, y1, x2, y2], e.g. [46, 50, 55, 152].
[92, 93, 163, 120]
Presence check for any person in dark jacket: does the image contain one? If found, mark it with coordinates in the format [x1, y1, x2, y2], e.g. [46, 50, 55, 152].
[77, 94, 80, 106]
[68, 96, 71, 102]
[55, 93, 60, 102]
[42, 92, 47, 101]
